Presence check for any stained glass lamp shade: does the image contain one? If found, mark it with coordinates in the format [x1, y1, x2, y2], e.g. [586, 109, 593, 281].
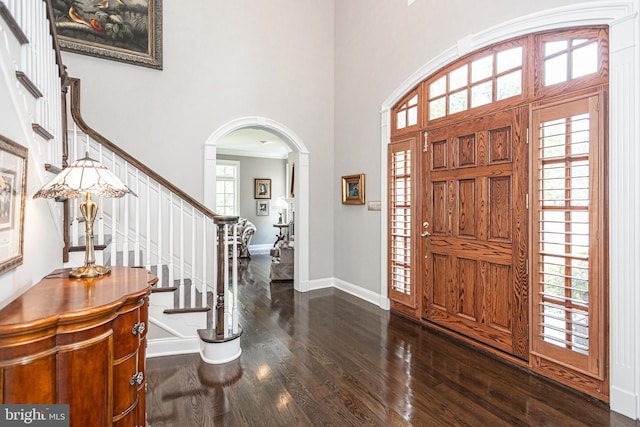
[34, 153, 135, 278]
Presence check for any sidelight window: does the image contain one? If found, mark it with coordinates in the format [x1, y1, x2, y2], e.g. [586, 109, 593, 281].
[388, 139, 415, 307]
[531, 94, 604, 377]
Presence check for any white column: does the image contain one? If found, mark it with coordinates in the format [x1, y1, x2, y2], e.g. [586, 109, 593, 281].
[609, 7, 640, 420]
[294, 151, 310, 292]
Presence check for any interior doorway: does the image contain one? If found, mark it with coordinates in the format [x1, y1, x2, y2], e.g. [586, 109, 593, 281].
[204, 117, 310, 292]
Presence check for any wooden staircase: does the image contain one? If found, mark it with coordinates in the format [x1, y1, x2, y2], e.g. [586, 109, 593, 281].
[1, 0, 241, 359]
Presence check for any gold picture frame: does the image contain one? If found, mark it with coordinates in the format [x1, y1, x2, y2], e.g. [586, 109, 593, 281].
[0, 135, 27, 275]
[254, 178, 271, 199]
[53, 0, 163, 69]
[341, 174, 365, 205]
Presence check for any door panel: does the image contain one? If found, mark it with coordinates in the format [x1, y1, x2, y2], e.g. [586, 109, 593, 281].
[422, 108, 528, 360]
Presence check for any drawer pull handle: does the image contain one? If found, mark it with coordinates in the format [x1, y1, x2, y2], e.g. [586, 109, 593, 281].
[130, 372, 144, 386]
[131, 322, 146, 335]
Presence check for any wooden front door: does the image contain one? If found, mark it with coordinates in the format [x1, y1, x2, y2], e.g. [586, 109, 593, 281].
[422, 107, 529, 360]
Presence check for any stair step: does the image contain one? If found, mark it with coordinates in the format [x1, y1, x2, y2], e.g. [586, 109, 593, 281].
[164, 307, 211, 315]
[15, 71, 43, 98]
[68, 234, 112, 252]
[0, 3, 29, 44]
[32, 123, 54, 140]
[151, 286, 178, 293]
[45, 163, 63, 174]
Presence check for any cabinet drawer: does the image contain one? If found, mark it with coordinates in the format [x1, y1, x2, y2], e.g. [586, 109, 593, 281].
[113, 304, 141, 360]
[113, 352, 138, 417]
[113, 405, 137, 427]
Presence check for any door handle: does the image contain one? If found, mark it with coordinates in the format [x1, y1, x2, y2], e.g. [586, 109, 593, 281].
[421, 221, 431, 238]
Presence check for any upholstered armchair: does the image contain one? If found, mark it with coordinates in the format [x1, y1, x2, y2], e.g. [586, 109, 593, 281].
[235, 218, 256, 258]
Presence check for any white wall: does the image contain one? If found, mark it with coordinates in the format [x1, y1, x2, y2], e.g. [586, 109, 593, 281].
[217, 154, 287, 246]
[0, 19, 65, 309]
[62, 0, 335, 280]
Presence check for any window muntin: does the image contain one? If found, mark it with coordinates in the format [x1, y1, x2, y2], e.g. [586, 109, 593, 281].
[427, 44, 523, 121]
[542, 34, 600, 87]
[394, 92, 419, 131]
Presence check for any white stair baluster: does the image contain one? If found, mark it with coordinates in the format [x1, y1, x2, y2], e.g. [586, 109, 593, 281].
[110, 196, 117, 267]
[168, 192, 174, 293]
[201, 215, 207, 308]
[156, 184, 163, 288]
[212, 223, 218, 329]
[224, 224, 231, 338]
[70, 198, 79, 247]
[190, 207, 196, 308]
[122, 162, 129, 267]
[232, 222, 239, 334]
[145, 176, 151, 271]
[178, 199, 185, 309]
[110, 153, 117, 267]
[134, 169, 140, 266]
[97, 146, 104, 246]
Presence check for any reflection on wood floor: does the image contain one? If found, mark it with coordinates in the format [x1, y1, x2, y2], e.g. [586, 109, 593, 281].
[146, 254, 638, 426]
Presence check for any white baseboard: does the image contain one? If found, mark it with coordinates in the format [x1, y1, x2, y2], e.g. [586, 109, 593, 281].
[610, 386, 639, 421]
[249, 243, 272, 255]
[147, 336, 201, 358]
[309, 277, 389, 310]
[308, 277, 333, 290]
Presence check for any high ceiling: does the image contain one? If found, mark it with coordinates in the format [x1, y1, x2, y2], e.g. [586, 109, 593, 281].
[216, 127, 291, 159]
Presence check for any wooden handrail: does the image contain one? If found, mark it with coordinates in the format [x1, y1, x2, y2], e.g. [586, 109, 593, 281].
[67, 78, 217, 219]
[44, 0, 67, 82]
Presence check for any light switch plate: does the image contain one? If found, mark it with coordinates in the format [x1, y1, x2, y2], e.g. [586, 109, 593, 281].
[367, 201, 381, 211]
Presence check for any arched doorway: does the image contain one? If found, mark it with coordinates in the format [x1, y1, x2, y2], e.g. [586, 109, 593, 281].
[204, 117, 310, 292]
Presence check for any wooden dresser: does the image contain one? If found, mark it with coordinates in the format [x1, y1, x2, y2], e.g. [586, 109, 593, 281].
[0, 266, 157, 426]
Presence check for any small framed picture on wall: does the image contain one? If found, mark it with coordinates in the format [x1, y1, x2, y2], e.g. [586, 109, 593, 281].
[255, 178, 271, 199]
[256, 200, 269, 216]
[341, 174, 365, 205]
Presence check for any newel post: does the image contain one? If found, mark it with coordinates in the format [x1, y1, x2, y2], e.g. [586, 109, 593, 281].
[198, 215, 243, 364]
[214, 216, 235, 339]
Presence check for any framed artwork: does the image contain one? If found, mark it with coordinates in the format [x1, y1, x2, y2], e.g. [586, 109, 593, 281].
[0, 135, 27, 275]
[53, 0, 163, 69]
[254, 179, 271, 199]
[256, 200, 269, 216]
[341, 174, 365, 205]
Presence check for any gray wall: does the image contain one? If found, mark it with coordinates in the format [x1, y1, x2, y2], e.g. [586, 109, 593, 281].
[62, 0, 335, 280]
[217, 155, 287, 246]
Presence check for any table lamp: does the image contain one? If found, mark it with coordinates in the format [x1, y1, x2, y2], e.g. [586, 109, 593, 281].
[274, 196, 288, 224]
[34, 153, 135, 278]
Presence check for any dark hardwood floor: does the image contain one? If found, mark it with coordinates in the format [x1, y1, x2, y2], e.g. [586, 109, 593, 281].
[146, 254, 638, 426]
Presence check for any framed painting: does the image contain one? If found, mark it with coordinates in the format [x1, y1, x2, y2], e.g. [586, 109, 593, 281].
[53, 0, 163, 69]
[256, 200, 269, 216]
[0, 135, 27, 275]
[254, 179, 271, 199]
[342, 174, 365, 205]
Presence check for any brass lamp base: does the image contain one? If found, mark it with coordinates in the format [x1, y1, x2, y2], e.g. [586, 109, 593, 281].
[69, 264, 111, 278]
